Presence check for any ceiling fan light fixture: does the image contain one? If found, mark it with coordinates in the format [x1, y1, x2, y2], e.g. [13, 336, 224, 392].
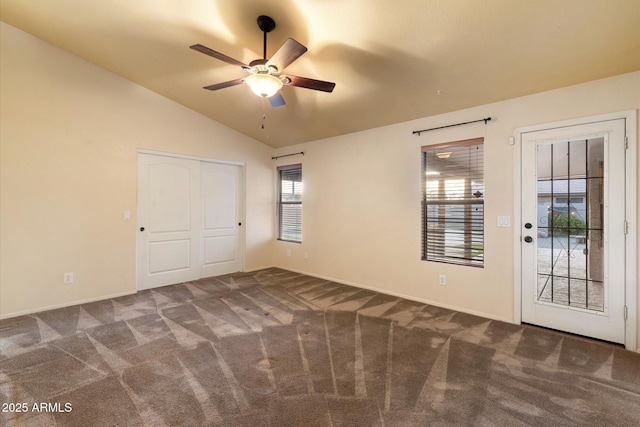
[245, 73, 283, 98]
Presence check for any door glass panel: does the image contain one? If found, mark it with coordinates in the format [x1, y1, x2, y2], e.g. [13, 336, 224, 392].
[536, 138, 605, 312]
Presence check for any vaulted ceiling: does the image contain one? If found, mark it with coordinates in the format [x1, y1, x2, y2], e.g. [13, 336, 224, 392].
[1, 0, 639, 147]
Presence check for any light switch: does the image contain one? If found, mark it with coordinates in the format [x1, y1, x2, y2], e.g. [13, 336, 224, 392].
[497, 216, 511, 227]
[124, 211, 131, 221]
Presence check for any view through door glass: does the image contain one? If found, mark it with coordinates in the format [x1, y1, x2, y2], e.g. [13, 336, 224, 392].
[536, 138, 605, 311]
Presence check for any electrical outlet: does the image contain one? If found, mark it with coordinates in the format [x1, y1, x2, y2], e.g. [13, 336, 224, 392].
[439, 274, 446, 286]
[64, 272, 74, 284]
[286, 249, 291, 257]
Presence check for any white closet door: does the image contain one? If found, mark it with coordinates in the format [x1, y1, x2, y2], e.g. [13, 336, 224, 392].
[200, 162, 243, 277]
[137, 154, 201, 290]
[137, 153, 244, 290]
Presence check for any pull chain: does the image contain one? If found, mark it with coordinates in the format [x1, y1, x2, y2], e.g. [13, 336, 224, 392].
[261, 97, 267, 130]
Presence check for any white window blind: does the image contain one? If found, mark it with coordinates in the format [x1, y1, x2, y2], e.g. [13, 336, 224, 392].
[422, 138, 484, 267]
[278, 164, 302, 242]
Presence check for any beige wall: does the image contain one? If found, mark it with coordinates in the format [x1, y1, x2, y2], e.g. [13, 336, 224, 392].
[2, 21, 639, 349]
[0, 23, 274, 317]
[272, 71, 640, 345]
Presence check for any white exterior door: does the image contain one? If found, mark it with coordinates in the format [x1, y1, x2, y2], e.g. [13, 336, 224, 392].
[200, 162, 243, 277]
[520, 119, 626, 343]
[137, 153, 243, 290]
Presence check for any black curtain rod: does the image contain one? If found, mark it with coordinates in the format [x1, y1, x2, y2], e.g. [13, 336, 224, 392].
[413, 117, 492, 135]
[272, 151, 304, 160]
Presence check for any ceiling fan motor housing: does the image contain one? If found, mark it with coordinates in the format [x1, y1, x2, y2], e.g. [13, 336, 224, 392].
[249, 58, 276, 72]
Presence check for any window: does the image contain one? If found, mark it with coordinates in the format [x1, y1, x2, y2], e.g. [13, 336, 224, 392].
[277, 164, 302, 242]
[422, 138, 484, 267]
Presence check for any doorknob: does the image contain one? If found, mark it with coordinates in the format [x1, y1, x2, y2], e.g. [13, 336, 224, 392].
[140, 227, 145, 232]
[524, 223, 532, 229]
[524, 236, 533, 243]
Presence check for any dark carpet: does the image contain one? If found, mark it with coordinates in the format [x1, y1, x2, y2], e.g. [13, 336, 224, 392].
[1, 268, 639, 426]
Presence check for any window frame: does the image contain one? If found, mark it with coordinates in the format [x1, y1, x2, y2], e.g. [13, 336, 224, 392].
[421, 138, 485, 267]
[277, 164, 303, 243]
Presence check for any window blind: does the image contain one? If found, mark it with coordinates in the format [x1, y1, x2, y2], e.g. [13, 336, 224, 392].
[278, 164, 302, 242]
[422, 138, 484, 267]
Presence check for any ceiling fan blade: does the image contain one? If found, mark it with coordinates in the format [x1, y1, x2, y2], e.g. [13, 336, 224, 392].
[190, 44, 248, 68]
[267, 38, 307, 71]
[283, 75, 336, 93]
[203, 78, 245, 91]
[269, 92, 286, 107]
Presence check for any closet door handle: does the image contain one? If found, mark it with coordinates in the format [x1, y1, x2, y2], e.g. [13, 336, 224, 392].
[140, 227, 145, 232]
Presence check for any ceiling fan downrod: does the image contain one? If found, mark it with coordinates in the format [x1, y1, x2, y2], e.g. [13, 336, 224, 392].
[257, 15, 276, 60]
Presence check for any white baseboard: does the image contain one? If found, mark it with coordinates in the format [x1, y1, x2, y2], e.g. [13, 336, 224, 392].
[243, 265, 276, 273]
[273, 266, 513, 324]
[0, 266, 276, 320]
[0, 290, 137, 320]
[8, 268, 632, 352]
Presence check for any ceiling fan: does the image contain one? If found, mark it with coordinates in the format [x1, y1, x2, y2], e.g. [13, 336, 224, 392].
[190, 15, 335, 107]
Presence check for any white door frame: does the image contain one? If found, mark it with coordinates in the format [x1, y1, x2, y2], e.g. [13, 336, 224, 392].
[513, 111, 637, 351]
[136, 149, 246, 289]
